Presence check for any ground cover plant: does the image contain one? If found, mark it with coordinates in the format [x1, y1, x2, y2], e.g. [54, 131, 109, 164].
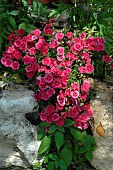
[1, 20, 113, 169]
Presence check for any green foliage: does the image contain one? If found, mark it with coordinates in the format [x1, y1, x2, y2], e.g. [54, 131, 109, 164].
[61, 147, 72, 166]
[63, 119, 75, 127]
[38, 136, 51, 154]
[54, 131, 64, 150]
[47, 161, 54, 170]
[59, 159, 67, 169]
[48, 125, 58, 134]
[19, 22, 36, 33]
[37, 122, 97, 169]
[70, 127, 84, 141]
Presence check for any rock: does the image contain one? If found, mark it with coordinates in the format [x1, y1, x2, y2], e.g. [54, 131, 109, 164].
[90, 81, 113, 170]
[0, 87, 40, 168]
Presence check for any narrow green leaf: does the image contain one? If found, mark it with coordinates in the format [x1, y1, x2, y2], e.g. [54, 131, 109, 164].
[32, 0, 37, 11]
[59, 126, 65, 133]
[61, 147, 72, 167]
[19, 23, 36, 33]
[38, 136, 51, 154]
[84, 138, 91, 151]
[85, 152, 93, 161]
[48, 125, 58, 134]
[7, 26, 13, 32]
[64, 119, 75, 127]
[74, 142, 80, 153]
[82, 131, 87, 138]
[9, 10, 19, 16]
[8, 16, 16, 28]
[48, 161, 54, 170]
[37, 133, 44, 140]
[40, 122, 50, 127]
[105, 36, 113, 43]
[70, 128, 84, 141]
[49, 10, 57, 17]
[88, 135, 96, 145]
[91, 145, 97, 151]
[59, 159, 67, 169]
[55, 131, 64, 150]
[22, 0, 27, 6]
[104, 41, 111, 54]
[2, 33, 8, 39]
[38, 2, 43, 17]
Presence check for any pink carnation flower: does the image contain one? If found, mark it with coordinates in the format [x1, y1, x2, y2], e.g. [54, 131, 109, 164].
[41, 91, 50, 100]
[80, 93, 88, 100]
[82, 122, 89, 129]
[17, 28, 25, 35]
[85, 64, 94, 74]
[71, 90, 79, 99]
[46, 105, 55, 114]
[71, 82, 79, 91]
[56, 117, 64, 126]
[40, 111, 47, 121]
[57, 47, 64, 55]
[26, 65, 33, 72]
[44, 27, 53, 36]
[23, 56, 32, 65]
[86, 109, 94, 118]
[81, 80, 90, 92]
[73, 42, 83, 51]
[55, 32, 64, 40]
[42, 57, 51, 66]
[29, 47, 37, 55]
[52, 113, 59, 121]
[46, 88, 55, 97]
[56, 103, 64, 111]
[77, 113, 89, 122]
[14, 39, 21, 47]
[57, 93, 65, 106]
[66, 32, 73, 39]
[46, 114, 53, 123]
[52, 78, 61, 88]
[11, 61, 20, 70]
[78, 66, 86, 74]
[32, 63, 39, 71]
[44, 73, 53, 83]
[31, 29, 41, 36]
[39, 82, 48, 90]
[102, 55, 111, 63]
[49, 40, 58, 49]
[26, 71, 35, 78]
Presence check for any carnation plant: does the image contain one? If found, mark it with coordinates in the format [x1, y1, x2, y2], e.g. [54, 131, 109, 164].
[1, 20, 113, 170]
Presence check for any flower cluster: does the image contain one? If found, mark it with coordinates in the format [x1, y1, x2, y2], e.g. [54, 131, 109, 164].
[1, 21, 112, 129]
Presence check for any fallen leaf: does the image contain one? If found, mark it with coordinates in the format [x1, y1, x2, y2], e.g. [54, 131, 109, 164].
[96, 122, 105, 138]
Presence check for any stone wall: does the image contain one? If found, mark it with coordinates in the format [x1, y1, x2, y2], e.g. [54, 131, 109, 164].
[0, 86, 40, 168]
[90, 81, 113, 170]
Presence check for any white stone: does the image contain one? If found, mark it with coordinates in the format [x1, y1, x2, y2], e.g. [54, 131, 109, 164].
[90, 81, 113, 170]
[0, 89, 40, 168]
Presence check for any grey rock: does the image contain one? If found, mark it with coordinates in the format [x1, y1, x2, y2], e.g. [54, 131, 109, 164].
[0, 88, 41, 168]
[90, 81, 113, 170]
